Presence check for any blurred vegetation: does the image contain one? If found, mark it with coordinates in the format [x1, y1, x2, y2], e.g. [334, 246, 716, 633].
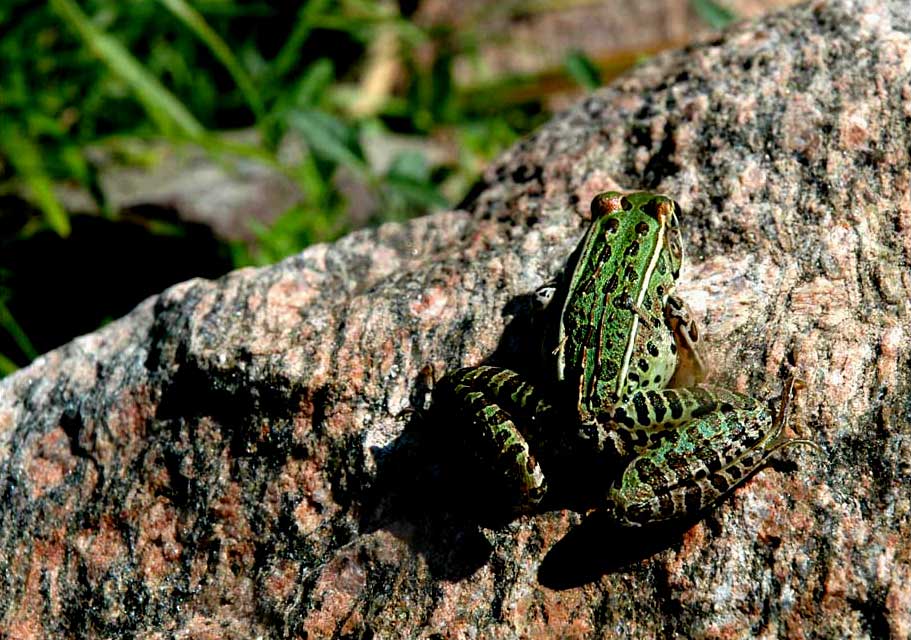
[0, 0, 736, 375]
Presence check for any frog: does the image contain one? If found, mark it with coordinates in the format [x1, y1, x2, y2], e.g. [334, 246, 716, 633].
[434, 191, 813, 526]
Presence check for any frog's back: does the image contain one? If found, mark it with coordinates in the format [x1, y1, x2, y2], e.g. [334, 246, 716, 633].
[557, 192, 680, 416]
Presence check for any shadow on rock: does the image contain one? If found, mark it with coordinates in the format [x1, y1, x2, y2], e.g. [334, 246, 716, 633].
[358, 403, 517, 581]
[537, 511, 697, 589]
[359, 291, 554, 581]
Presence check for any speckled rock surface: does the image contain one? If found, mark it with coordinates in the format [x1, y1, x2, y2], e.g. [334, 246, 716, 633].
[2, 0, 910, 637]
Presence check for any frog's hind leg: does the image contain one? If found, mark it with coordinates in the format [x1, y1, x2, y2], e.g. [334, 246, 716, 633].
[435, 365, 551, 510]
[605, 378, 816, 527]
[592, 385, 736, 458]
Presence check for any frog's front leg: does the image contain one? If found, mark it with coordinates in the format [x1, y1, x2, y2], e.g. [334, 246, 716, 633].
[603, 377, 816, 526]
[664, 293, 707, 387]
[434, 365, 554, 510]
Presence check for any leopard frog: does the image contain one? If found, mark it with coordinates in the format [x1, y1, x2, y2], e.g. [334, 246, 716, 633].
[435, 192, 811, 526]
[555, 191, 701, 420]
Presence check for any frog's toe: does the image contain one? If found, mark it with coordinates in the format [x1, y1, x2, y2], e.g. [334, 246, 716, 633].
[517, 453, 547, 504]
[520, 481, 548, 510]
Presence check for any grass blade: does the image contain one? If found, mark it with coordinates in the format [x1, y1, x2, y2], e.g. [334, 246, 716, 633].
[0, 300, 39, 362]
[289, 109, 367, 171]
[0, 121, 70, 236]
[0, 352, 18, 378]
[157, 0, 264, 119]
[50, 0, 204, 138]
[271, 0, 332, 81]
[564, 50, 602, 90]
[691, 0, 737, 29]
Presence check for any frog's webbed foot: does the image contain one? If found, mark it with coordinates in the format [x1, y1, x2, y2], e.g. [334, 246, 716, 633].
[435, 365, 551, 511]
[765, 375, 824, 457]
[664, 293, 708, 386]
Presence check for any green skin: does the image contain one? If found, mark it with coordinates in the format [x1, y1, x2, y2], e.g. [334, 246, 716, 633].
[436, 192, 806, 527]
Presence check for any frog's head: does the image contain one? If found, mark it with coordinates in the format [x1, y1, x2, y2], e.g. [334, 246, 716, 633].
[591, 192, 685, 278]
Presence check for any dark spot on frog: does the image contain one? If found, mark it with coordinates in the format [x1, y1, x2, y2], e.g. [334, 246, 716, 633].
[625, 241, 640, 257]
[743, 431, 762, 448]
[633, 394, 650, 426]
[613, 291, 631, 309]
[612, 407, 636, 428]
[646, 342, 660, 357]
[635, 221, 650, 235]
[670, 342, 678, 354]
[624, 265, 638, 281]
[601, 360, 619, 380]
[720, 402, 735, 414]
[666, 390, 684, 420]
[505, 443, 526, 460]
[620, 197, 632, 211]
[638, 358, 649, 372]
[605, 217, 620, 233]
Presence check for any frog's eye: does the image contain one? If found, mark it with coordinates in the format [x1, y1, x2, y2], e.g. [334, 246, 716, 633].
[642, 198, 661, 219]
[642, 197, 674, 221]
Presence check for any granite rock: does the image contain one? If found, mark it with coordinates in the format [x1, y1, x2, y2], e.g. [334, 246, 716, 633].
[2, 0, 910, 637]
